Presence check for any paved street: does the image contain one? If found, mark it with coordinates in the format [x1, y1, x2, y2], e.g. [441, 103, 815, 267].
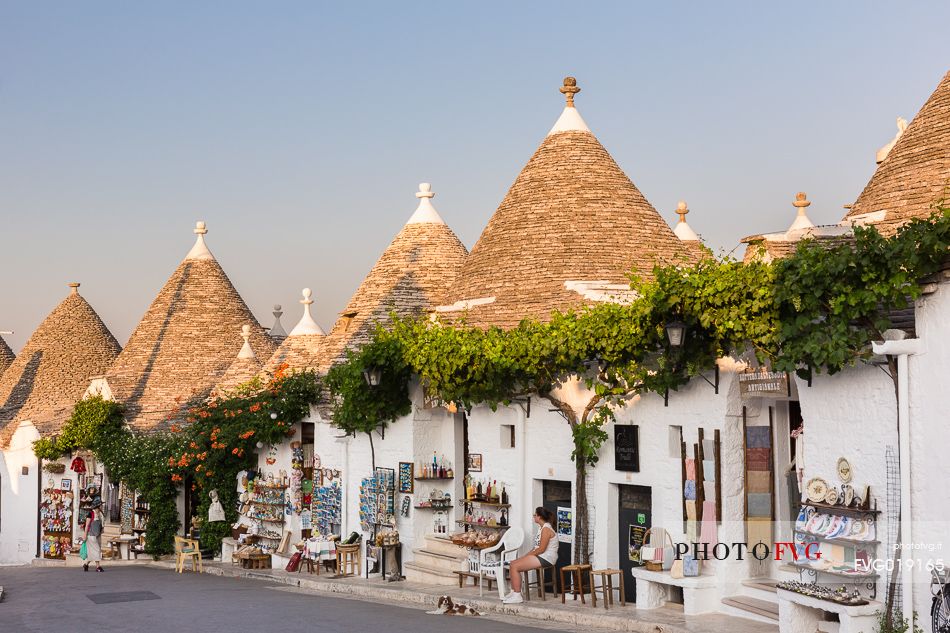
[0, 565, 584, 633]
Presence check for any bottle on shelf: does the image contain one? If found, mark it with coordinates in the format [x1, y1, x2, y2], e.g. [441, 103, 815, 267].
[501, 485, 509, 505]
[476, 479, 483, 499]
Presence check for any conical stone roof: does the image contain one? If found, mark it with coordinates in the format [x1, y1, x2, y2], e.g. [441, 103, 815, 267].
[441, 78, 696, 329]
[319, 183, 468, 367]
[844, 70, 950, 234]
[0, 284, 121, 447]
[0, 336, 14, 376]
[260, 289, 326, 374]
[105, 223, 277, 431]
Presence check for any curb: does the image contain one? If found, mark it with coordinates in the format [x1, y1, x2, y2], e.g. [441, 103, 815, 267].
[146, 562, 689, 633]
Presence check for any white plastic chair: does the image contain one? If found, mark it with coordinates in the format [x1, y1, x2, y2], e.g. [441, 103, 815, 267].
[477, 526, 524, 599]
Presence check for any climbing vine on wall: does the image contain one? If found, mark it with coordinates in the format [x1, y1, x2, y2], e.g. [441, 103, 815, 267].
[167, 365, 322, 554]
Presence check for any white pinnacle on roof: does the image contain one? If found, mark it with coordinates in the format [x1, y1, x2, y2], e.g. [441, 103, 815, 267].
[876, 116, 908, 165]
[269, 304, 288, 338]
[672, 201, 700, 241]
[406, 183, 446, 225]
[237, 324, 256, 359]
[289, 288, 325, 336]
[787, 192, 816, 234]
[185, 221, 215, 261]
[548, 76, 591, 136]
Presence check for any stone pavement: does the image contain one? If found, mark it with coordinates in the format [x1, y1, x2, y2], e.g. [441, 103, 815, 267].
[148, 559, 778, 633]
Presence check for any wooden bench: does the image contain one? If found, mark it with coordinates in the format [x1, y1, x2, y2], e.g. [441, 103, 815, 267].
[238, 553, 271, 570]
[454, 570, 495, 590]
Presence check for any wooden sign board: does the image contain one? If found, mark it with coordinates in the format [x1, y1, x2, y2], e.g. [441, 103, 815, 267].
[614, 425, 640, 472]
[739, 370, 790, 398]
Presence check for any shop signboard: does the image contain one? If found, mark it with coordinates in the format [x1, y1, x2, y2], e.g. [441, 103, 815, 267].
[614, 425, 640, 472]
[739, 370, 790, 398]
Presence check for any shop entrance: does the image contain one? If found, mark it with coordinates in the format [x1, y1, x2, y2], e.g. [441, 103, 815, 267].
[541, 479, 572, 577]
[618, 484, 651, 602]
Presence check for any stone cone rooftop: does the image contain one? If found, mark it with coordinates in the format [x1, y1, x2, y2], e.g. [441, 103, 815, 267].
[318, 192, 468, 368]
[844, 70, 950, 234]
[105, 238, 277, 431]
[0, 336, 14, 376]
[216, 353, 264, 394]
[0, 289, 121, 447]
[442, 87, 697, 329]
[264, 334, 326, 374]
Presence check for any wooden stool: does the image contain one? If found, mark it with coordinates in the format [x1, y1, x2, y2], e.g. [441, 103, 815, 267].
[297, 555, 315, 574]
[335, 544, 360, 577]
[521, 566, 559, 601]
[590, 568, 625, 609]
[559, 564, 593, 604]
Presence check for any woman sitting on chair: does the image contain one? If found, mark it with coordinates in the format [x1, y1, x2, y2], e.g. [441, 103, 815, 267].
[503, 507, 558, 604]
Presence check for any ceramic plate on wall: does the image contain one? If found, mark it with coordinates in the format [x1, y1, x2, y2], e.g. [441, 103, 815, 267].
[825, 488, 839, 505]
[806, 477, 829, 503]
[837, 458, 853, 483]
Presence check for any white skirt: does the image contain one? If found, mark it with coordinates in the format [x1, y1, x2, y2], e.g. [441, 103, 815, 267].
[86, 535, 102, 562]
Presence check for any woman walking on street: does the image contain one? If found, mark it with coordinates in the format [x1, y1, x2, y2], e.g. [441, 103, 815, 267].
[82, 501, 104, 572]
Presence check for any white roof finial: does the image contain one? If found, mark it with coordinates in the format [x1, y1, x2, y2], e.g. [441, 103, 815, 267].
[787, 192, 815, 234]
[288, 288, 326, 336]
[876, 116, 908, 164]
[549, 76, 590, 136]
[269, 304, 288, 339]
[237, 324, 256, 359]
[672, 201, 700, 241]
[185, 221, 215, 261]
[406, 183, 446, 225]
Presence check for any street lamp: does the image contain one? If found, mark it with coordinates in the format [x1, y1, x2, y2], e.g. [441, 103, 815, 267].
[363, 366, 382, 387]
[665, 320, 686, 348]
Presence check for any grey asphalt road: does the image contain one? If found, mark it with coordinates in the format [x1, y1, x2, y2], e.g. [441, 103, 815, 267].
[0, 565, 579, 633]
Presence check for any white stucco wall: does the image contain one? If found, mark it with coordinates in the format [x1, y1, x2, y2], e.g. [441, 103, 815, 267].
[908, 280, 950, 620]
[0, 423, 40, 564]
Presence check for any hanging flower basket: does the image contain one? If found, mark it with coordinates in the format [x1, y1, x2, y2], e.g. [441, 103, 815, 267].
[44, 462, 66, 474]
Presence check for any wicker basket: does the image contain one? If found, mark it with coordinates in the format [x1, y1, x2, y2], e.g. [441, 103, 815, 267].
[642, 527, 673, 572]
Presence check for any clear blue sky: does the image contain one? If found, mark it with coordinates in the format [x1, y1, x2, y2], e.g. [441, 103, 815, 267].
[1, 2, 948, 352]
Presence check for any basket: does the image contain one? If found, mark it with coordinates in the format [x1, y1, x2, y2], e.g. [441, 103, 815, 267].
[231, 524, 248, 540]
[642, 527, 673, 572]
[44, 462, 66, 474]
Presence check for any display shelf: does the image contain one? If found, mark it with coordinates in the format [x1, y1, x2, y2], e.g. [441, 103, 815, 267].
[414, 504, 451, 510]
[250, 501, 285, 506]
[789, 561, 879, 580]
[794, 530, 880, 547]
[455, 520, 509, 530]
[248, 517, 285, 523]
[415, 477, 454, 481]
[252, 483, 288, 490]
[461, 499, 510, 508]
[803, 501, 880, 516]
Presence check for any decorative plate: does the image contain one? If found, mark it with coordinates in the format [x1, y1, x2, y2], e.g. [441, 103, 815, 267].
[837, 458, 853, 483]
[430, 489, 445, 500]
[806, 477, 829, 503]
[825, 488, 839, 505]
[842, 484, 854, 507]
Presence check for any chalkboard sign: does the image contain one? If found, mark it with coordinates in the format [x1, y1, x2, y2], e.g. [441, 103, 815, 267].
[614, 425, 640, 472]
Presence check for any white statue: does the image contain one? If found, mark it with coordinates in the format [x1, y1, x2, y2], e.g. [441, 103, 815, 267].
[208, 489, 226, 522]
[876, 116, 909, 164]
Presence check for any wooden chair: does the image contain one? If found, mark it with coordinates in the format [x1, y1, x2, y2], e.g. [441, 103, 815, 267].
[589, 568, 625, 609]
[174, 536, 202, 574]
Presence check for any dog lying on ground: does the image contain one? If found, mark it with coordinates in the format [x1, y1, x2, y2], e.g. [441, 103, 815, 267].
[426, 595, 481, 616]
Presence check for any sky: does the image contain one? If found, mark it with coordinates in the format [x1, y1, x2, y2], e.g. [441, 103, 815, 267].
[1, 2, 948, 352]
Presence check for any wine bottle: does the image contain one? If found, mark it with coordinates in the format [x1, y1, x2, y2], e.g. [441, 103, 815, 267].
[501, 485, 509, 505]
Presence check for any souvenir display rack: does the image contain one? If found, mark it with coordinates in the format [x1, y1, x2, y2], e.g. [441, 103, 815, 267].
[458, 499, 510, 531]
[312, 481, 342, 536]
[78, 481, 102, 525]
[246, 479, 287, 545]
[359, 468, 396, 533]
[132, 495, 150, 533]
[792, 499, 881, 598]
[40, 488, 74, 560]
